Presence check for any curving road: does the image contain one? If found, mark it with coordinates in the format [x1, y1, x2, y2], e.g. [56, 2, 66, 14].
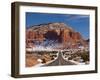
[44, 51, 76, 66]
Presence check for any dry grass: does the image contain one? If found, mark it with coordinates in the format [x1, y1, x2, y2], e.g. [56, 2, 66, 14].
[26, 52, 55, 67]
[26, 54, 39, 67]
[41, 54, 51, 62]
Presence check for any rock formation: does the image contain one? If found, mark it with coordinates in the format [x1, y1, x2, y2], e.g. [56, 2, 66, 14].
[26, 22, 88, 49]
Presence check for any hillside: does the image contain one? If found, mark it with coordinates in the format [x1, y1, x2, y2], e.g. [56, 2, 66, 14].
[26, 22, 88, 50]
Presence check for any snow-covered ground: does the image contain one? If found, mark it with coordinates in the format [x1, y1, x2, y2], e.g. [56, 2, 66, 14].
[26, 45, 62, 52]
[33, 52, 59, 67]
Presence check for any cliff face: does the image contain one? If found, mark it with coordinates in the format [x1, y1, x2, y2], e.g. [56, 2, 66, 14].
[26, 22, 88, 49]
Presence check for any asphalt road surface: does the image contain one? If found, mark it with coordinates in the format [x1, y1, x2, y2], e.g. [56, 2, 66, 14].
[44, 52, 76, 66]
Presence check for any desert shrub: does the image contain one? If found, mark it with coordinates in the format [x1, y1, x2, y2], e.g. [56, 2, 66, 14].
[68, 57, 72, 60]
[81, 51, 89, 62]
[41, 59, 46, 63]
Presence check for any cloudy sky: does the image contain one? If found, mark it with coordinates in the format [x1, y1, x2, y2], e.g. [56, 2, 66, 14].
[26, 12, 89, 39]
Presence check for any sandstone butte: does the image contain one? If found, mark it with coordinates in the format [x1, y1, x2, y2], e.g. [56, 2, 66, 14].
[26, 22, 89, 49]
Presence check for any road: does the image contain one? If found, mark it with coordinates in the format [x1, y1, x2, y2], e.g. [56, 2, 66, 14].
[44, 51, 76, 66]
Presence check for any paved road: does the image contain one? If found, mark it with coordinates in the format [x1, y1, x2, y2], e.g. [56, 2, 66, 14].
[44, 51, 76, 66]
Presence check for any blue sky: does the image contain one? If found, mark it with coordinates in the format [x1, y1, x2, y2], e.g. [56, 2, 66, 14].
[26, 12, 89, 39]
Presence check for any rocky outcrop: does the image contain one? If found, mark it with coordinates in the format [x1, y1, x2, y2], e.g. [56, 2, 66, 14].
[26, 22, 88, 49]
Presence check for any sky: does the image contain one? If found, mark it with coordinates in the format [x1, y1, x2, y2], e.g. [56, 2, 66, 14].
[26, 12, 89, 39]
